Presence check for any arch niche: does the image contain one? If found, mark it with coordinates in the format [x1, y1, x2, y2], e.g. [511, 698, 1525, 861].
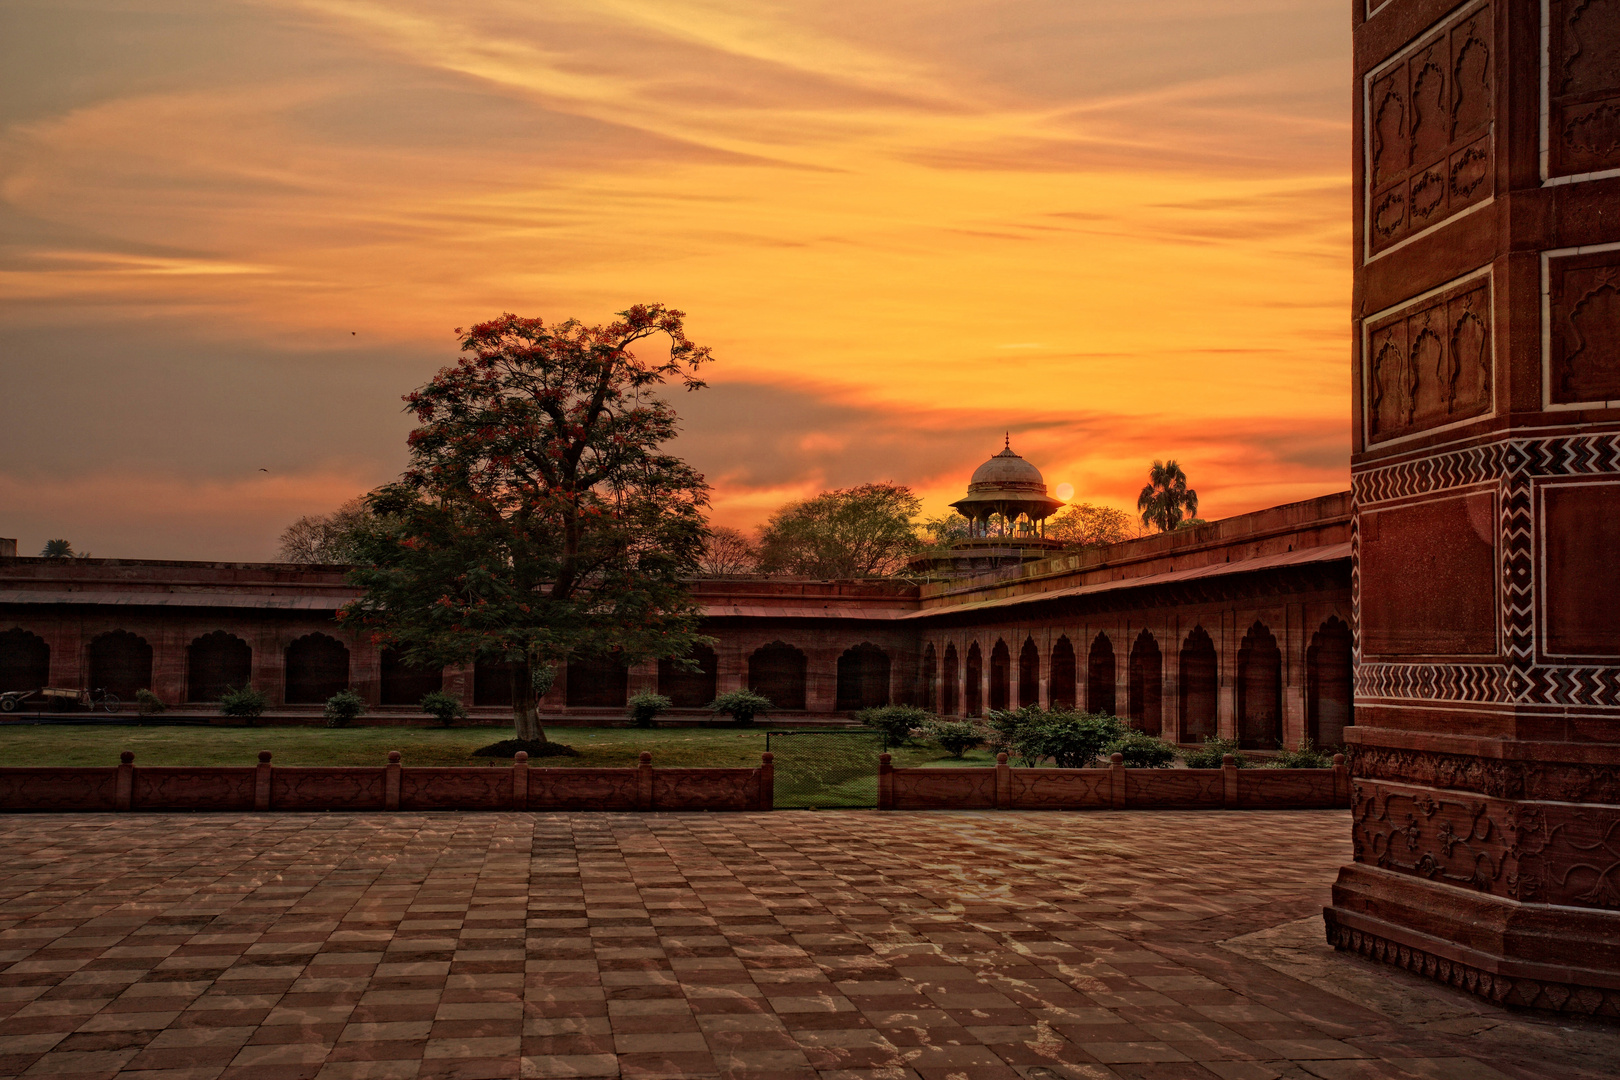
[941, 644, 959, 715]
[285, 633, 349, 704]
[381, 649, 443, 706]
[1087, 633, 1116, 715]
[1018, 638, 1040, 708]
[1307, 616, 1354, 747]
[89, 631, 153, 699]
[0, 628, 50, 695]
[920, 644, 938, 713]
[659, 644, 718, 708]
[1049, 636, 1076, 710]
[567, 655, 628, 709]
[835, 643, 890, 711]
[965, 643, 983, 716]
[1127, 629, 1162, 735]
[988, 640, 1011, 712]
[749, 642, 806, 710]
[187, 631, 251, 703]
[474, 658, 514, 707]
[1237, 622, 1283, 749]
[1178, 626, 1218, 743]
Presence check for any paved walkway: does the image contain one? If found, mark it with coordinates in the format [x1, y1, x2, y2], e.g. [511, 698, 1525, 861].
[0, 811, 1612, 1080]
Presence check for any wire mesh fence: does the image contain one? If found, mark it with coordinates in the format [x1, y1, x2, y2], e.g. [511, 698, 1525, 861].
[765, 729, 885, 809]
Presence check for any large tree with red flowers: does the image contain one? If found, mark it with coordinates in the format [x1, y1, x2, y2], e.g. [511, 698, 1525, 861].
[341, 305, 713, 745]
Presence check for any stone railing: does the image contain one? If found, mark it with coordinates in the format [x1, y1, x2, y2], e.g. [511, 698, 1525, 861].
[0, 750, 774, 813]
[879, 752, 1350, 810]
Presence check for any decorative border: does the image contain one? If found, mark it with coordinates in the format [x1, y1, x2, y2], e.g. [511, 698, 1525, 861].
[1541, 241, 1620, 410]
[1539, 0, 1620, 187]
[1324, 917, 1620, 1016]
[1359, 266, 1497, 448]
[1353, 432, 1620, 707]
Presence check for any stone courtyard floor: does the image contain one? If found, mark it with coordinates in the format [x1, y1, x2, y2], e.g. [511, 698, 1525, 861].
[0, 811, 1614, 1080]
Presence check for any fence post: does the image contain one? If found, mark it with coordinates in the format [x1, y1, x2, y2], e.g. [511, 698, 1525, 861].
[255, 751, 272, 812]
[1222, 754, 1239, 809]
[385, 750, 401, 811]
[1108, 752, 1125, 809]
[116, 751, 134, 811]
[637, 751, 653, 811]
[512, 751, 528, 811]
[878, 753, 892, 811]
[758, 752, 774, 811]
[995, 752, 1011, 809]
[1332, 753, 1348, 807]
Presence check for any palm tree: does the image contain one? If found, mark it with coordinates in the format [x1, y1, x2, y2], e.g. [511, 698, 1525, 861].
[1137, 460, 1198, 532]
[39, 539, 76, 559]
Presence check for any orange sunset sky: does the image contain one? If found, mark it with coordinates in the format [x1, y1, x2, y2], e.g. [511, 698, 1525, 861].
[1, 0, 1350, 561]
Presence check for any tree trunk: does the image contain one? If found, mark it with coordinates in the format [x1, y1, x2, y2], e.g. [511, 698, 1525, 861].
[510, 660, 547, 743]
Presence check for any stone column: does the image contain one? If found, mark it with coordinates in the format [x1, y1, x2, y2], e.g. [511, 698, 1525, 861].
[1325, 0, 1620, 1016]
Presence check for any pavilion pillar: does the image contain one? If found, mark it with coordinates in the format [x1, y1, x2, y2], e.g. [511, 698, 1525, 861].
[1325, 0, 1620, 1016]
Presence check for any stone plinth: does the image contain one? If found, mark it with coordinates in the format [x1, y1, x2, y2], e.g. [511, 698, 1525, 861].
[1326, 0, 1620, 1015]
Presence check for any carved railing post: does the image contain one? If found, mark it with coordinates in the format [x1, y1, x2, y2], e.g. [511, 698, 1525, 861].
[255, 751, 272, 812]
[512, 751, 528, 811]
[385, 750, 401, 811]
[637, 751, 653, 811]
[116, 751, 133, 812]
[878, 753, 892, 811]
[1108, 752, 1125, 809]
[758, 752, 774, 811]
[995, 752, 1011, 808]
[1222, 754, 1238, 809]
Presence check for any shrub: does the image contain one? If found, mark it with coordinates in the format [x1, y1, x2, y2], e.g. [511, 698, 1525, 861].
[1181, 737, 1248, 769]
[709, 689, 772, 726]
[324, 689, 366, 727]
[134, 689, 166, 717]
[628, 691, 673, 729]
[1011, 710, 1126, 769]
[858, 704, 934, 749]
[925, 719, 986, 759]
[420, 691, 467, 727]
[532, 664, 556, 699]
[1267, 738, 1335, 769]
[984, 705, 1043, 758]
[1105, 729, 1177, 768]
[219, 685, 267, 722]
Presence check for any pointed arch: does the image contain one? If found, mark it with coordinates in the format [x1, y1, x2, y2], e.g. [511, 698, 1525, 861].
[1018, 638, 1040, 708]
[920, 644, 937, 713]
[381, 648, 443, 706]
[659, 644, 718, 708]
[285, 633, 349, 704]
[89, 630, 153, 699]
[749, 642, 806, 710]
[567, 655, 628, 708]
[988, 640, 1011, 712]
[1049, 636, 1076, 711]
[1127, 629, 1162, 735]
[836, 643, 890, 711]
[1237, 622, 1283, 749]
[474, 657, 514, 707]
[0, 628, 50, 695]
[1086, 633, 1116, 715]
[1178, 626, 1217, 743]
[187, 631, 251, 703]
[965, 643, 983, 716]
[941, 643, 960, 716]
[1307, 616, 1354, 747]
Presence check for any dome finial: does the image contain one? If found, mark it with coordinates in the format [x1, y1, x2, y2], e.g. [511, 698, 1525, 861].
[1004, 431, 1010, 450]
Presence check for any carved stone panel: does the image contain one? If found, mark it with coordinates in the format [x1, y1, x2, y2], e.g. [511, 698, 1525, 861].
[1547, 0, 1620, 178]
[1367, 1, 1494, 255]
[1360, 492, 1497, 657]
[1541, 481, 1620, 656]
[1547, 248, 1620, 405]
[1366, 274, 1493, 443]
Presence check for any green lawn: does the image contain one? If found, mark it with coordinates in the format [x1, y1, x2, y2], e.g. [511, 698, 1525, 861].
[0, 724, 989, 769]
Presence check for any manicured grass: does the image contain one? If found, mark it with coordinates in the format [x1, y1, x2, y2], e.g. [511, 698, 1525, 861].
[0, 723, 979, 769]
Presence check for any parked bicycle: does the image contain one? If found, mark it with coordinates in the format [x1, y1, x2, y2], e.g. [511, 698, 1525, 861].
[0, 687, 122, 714]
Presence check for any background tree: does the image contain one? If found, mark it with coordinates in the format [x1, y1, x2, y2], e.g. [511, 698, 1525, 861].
[39, 539, 89, 559]
[1046, 503, 1135, 548]
[697, 526, 758, 576]
[1137, 460, 1199, 533]
[277, 497, 372, 563]
[341, 304, 714, 745]
[756, 483, 922, 577]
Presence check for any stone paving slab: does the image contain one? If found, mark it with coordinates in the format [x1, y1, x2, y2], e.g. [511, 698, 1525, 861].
[0, 810, 1612, 1080]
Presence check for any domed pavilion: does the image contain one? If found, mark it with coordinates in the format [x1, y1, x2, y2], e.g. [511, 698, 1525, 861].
[909, 437, 1067, 576]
